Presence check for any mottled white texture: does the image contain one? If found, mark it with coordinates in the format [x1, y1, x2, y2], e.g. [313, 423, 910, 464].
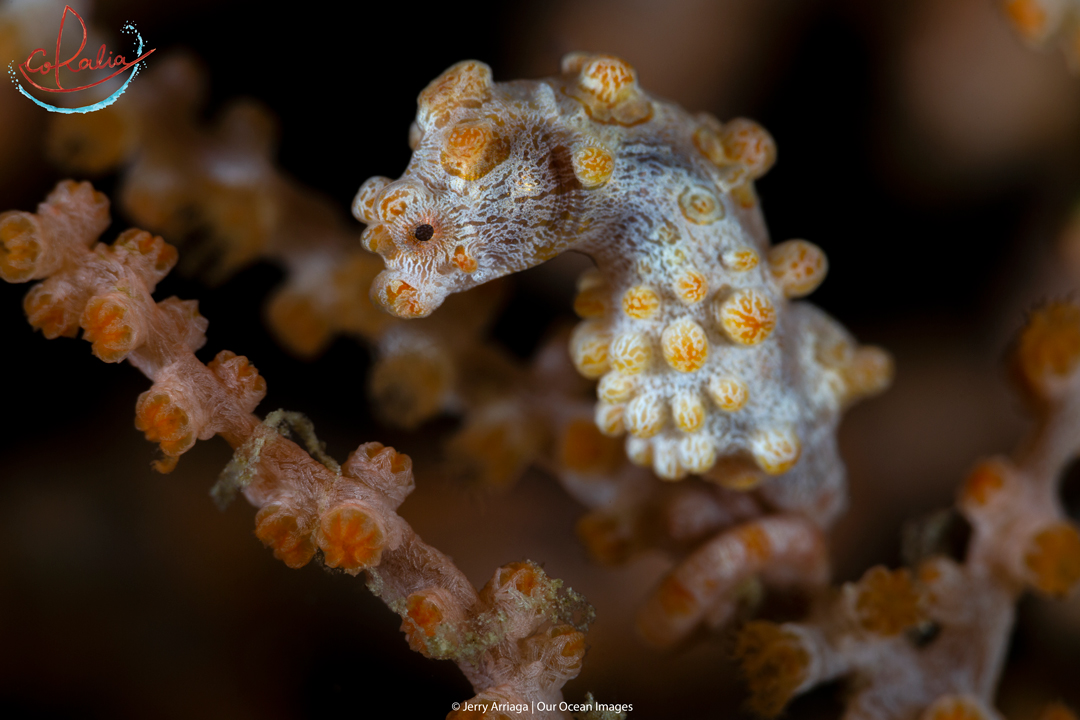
[356, 54, 888, 519]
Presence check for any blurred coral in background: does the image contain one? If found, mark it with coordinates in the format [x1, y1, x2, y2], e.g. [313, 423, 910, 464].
[2, 0, 1080, 718]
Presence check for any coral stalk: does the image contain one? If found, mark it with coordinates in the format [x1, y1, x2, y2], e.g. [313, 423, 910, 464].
[1, 181, 596, 719]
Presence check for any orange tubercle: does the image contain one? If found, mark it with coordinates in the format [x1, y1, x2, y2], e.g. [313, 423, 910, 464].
[352, 176, 391, 223]
[722, 247, 759, 272]
[382, 278, 426, 318]
[570, 321, 611, 378]
[708, 376, 749, 412]
[453, 245, 478, 273]
[722, 118, 777, 180]
[674, 270, 708, 305]
[693, 123, 730, 166]
[622, 285, 661, 319]
[579, 55, 635, 106]
[717, 289, 776, 346]
[441, 121, 510, 180]
[661, 318, 709, 373]
[678, 186, 724, 225]
[361, 225, 396, 256]
[750, 427, 801, 475]
[572, 146, 615, 188]
[417, 60, 492, 125]
[769, 239, 827, 298]
[377, 185, 415, 222]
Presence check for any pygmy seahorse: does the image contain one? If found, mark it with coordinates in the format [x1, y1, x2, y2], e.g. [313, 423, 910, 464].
[352, 53, 890, 524]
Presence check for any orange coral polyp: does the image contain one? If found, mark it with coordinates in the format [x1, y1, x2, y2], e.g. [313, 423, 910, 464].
[1016, 301, 1080, 394]
[576, 512, 631, 565]
[656, 575, 697, 616]
[962, 461, 1006, 507]
[1025, 523, 1080, 598]
[115, 228, 179, 276]
[406, 593, 444, 637]
[318, 504, 386, 571]
[495, 561, 541, 597]
[82, 293, 140, 362]
[558, 419, 621, 474]
[735, 621, 810, 718]
[1005, 0, 1049, 41]
[4, 177, 600, 712]
[403, 592, 447, 655]
[254, 504, 317, 569]
[24, 286, 76, 338]
[135, 392, 194, 457]
[854, 566, 926, 636]
[922, 696, 995, 720]
[0, 212, 42, 282]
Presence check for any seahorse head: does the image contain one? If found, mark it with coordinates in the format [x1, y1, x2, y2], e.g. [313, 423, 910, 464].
[353, 60, 584, 318]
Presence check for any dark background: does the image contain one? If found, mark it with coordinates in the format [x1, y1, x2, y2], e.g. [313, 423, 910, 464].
[2, 0, 1079, 717]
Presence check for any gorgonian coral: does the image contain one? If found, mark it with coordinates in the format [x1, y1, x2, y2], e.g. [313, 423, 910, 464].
[0, 180, 600, 719]
[730, 301, 1080, 719]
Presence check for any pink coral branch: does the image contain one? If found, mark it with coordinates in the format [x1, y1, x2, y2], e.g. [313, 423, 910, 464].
[734, 301, 1080, 720]
[0, 180, 596, 719]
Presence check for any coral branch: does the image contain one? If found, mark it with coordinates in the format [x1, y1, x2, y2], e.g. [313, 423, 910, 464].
[1, 181, 596, 718]
[636, 514, 828, 648]
[735, 300, 1080, 719]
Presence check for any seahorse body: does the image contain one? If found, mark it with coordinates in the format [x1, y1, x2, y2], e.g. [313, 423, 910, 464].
[352, 54, 890, 523]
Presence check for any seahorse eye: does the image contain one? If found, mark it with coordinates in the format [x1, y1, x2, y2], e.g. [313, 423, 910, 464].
[414, 224, 435, 242]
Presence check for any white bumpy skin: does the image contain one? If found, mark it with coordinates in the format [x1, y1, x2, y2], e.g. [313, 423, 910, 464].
[353, 54, 891, 521]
